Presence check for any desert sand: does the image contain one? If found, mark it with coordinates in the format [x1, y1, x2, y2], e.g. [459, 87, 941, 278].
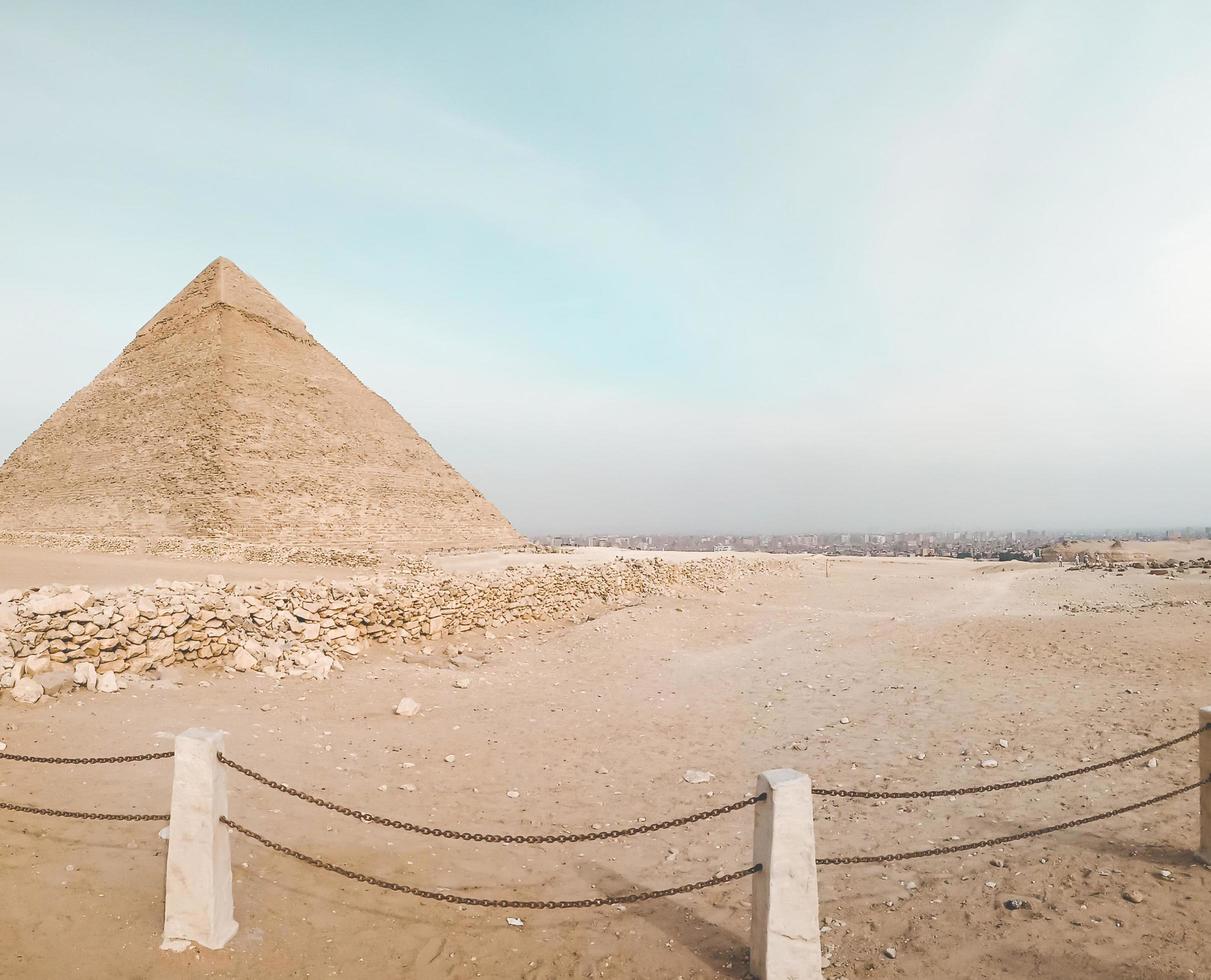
[3, 551, 1210, 978]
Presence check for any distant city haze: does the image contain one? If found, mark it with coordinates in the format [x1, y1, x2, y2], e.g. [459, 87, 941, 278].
[2, 2, 1208, 536]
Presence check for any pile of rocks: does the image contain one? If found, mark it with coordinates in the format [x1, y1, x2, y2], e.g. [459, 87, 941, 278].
[0, 555, 775, 704]
[1066, 556, 1211, 572]
[1059, 597, 1211, 614]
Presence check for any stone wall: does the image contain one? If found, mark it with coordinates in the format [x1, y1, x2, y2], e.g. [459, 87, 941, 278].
[0, 555, 777, 703]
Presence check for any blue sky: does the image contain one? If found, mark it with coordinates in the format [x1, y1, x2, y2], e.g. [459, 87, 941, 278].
[2, 2, 1209, 534]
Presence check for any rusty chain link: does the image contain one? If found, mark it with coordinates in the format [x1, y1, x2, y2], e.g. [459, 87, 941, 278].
[812, 723, 1208, 799]
[218, 753, 764, 843]
[817, 775, 1208, 866]
[220, 815, 759, 908]
[0, 748, 172, 821]
[0, 799, 169, 821]
[0, 750, 174, 765]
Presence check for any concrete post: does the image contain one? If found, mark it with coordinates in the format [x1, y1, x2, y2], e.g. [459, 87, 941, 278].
[751, 769, 823, 980]
[161, 728, 238, 951]
[1200, 707, 1211, 865]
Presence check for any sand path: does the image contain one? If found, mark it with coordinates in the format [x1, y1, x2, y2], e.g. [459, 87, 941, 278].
[2, 556, 1210, 977]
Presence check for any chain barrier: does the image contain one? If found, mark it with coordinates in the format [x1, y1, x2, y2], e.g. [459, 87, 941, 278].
[218, 753, 764, 843]
[817, 775, 1208, 866]
[0, 799, 169, 821]
[0, 750, 175, 765]
[813, 723, 1208, 799]
[220, 815, 759, 908]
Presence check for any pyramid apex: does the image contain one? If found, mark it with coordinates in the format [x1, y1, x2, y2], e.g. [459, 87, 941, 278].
[138, 257, 312, 340]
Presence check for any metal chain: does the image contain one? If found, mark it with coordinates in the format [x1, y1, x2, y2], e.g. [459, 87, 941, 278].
[218, 753, 764, 843]
[0, 750, 174, 765]
[221, 815, 759, 908]
[0, 799, 169, 821]
[813, 724, 1208, 799]
[818, 776, 1208, 866]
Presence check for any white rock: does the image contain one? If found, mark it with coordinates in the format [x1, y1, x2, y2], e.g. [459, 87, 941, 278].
[394, 698, 421, 718]
[839, 717, 850, 725]
[1146, 758, 1158, 769]
[683, 769, 714, 784]
[11, 676, 44, 705]
[453, 678, 471, 689]
[998, 739, 1009, 748]
[24, 654, 52, 676]
[73, 662, 98, 692]
[506, 917, 524, 927]
[96, 671, 120, 694]
[506, 789, 520, 798]
[231, 649, 258, 672]
[444, 755, 456, 763]
[26, 592, 84, 616]
[981, 759, 999, 768]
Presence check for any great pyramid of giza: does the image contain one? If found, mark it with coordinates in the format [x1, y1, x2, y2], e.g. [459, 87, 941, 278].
[0, 257, 523, 554]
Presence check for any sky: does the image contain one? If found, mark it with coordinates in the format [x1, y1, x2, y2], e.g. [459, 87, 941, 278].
[1, 2, 1208, 536]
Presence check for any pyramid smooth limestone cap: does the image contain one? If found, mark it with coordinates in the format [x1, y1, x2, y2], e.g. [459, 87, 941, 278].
[138, 256, 312, 339]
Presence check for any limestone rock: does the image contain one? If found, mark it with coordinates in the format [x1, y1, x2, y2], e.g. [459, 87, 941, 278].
[74, 662, 99, 691]
[231, 648, 258, 671]
[11, 676, 44, 705]
[26, 591, 85, 616]
[394, 697, 421, 717]
[97, 671, 120, 694]
[303, 653, 333, 681]
[147, 637, 173, 661]
[24, 654, 52, 676]
[37, 669, 75, 696]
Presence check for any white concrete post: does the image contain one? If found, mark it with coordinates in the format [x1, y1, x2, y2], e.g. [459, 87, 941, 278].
[1199, 706, 1211, 865]
[161, 728, 238, 951]
[751, 769, 823, 980]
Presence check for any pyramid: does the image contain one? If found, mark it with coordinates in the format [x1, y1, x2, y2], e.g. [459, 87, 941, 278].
[0, 258, 524, 554]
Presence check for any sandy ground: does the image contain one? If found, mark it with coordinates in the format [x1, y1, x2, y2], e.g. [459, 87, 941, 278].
[0, 544, 703, 591]
[3, 554, 1211, 978]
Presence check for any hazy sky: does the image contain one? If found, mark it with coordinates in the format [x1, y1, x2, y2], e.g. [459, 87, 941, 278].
[2, 2, 1208, 535]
